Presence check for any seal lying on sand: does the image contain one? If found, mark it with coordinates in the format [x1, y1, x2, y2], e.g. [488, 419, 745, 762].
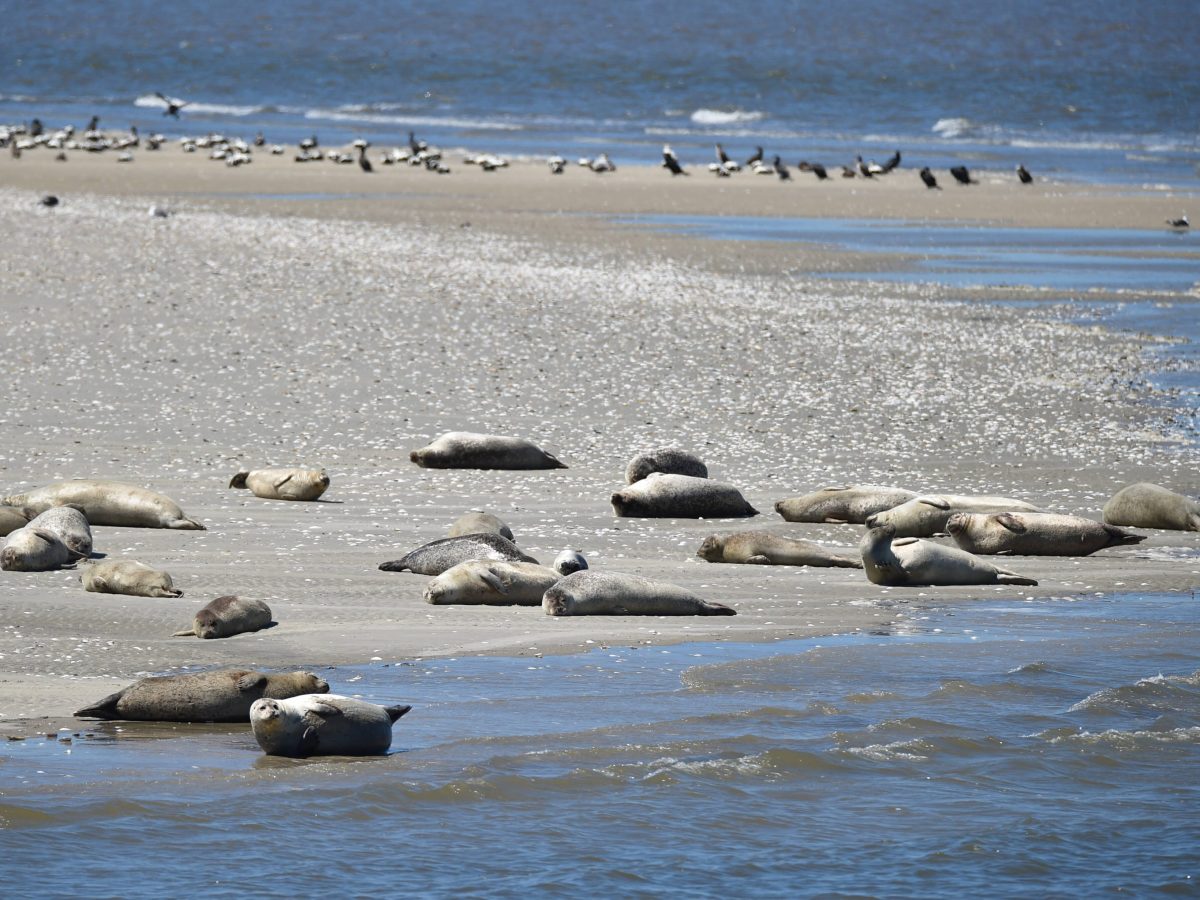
[774, 485, 917, 524]
[543, 571, 736, 616]
[410, 432, 567, 470]
[611, 474, 758, 518]
[75, 669, 329, 722]
[448, 510, 515, 541]
[553, 549, 588, 575]
[1103, 483, 1200, 532]
[379, 533, 537, 575]
[860, 524, 1038, 587]
[230, 467, 330, 501]
[0, 505, 30, 537]
[1, 527, 86, 571]
[26, 506, 92, 556]
[625, 447, 708, 484]
[424, 560, 561, 606]
[864, 494, 1041, 537]
[4, 480, 204, 529]
[80, 559, 182, 597]
[251, 694, 412, 757]
[947, 512, 1145, 556]
[697, 531, 862, 567]
[174, 596, 273, 638]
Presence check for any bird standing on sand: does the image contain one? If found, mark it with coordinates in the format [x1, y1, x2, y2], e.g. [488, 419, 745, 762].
[1016, 164, 1033, 184]
[354, 139, 373, 173]
[662, 145, 687, 176]
[745, 146, 763, 167]
[856, 155, 874, 178]
[809, 162, 828, 180]
[1166, 215, 1189, 230]
[39, 194, 59, 208]
[155, 93, 189, 118]
[919, 167, 940, 189]
[949, 165, 976, 185]
[548, 154, 566, 174]
[773, 156, 790, 181]
[880, 149, 901, 173]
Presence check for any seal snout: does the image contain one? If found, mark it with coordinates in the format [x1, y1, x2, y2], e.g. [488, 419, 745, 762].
[945, 513, 967, 536]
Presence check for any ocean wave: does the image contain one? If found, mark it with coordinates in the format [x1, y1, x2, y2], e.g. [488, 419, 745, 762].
[1068, 670, 1200, 714]
[134, 94, 263, 117]
[1037, 725, 1200, 748]
[304, 108, 523, 131]
[932, 117, 979, 139]
[690, 108, 766, 126]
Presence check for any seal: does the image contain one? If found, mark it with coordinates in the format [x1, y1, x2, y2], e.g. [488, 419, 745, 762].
[250, 694, 412, 757]
[1, 527, 86, 571]
[229, 467, 330, 501]
[864, 494, 1041, 537]
[553, 549, 588, 575]
[0, 505, 30, 537]
[3, 480, 204, 529]
[1102, 483, 1200, 532]
[947, 512, 1146, 556]
[774, 485, 918, 524]
[25, 505, 92, 556]
[173, 595, 273, 638]
[379, 533, 538, 575]
[543, 571, 736, 616]
[448, 510, 515, 541]
[697, 531, 862, 567]
[424, 560, 561, 606]
[80, 559, 182, 597]
[624, 447, 708, 484]
[410, 432, 567, 470]
[859, 524, 1038, 587]
[74, 669, 329, 722]
[611, 473, 758, 519]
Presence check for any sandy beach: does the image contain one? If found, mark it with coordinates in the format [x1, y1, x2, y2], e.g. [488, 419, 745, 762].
[1, 150, 1198, 726]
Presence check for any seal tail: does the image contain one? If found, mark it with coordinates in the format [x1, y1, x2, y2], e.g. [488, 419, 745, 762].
[74, 692, 122, 719]
[170, 517, 206, 530]
[229, 471, 250, 489]
[1103, 525, 1146, 547]
[700, 601, 738, 616]
[386, 704, 413, 723]
[996, 573, 1038, 586]
[378, 559, 410, 572]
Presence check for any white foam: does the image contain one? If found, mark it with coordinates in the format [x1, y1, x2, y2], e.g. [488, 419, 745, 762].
[689, 108, 765, 126]
[304, 108, 522, 131]
[134, 94, 261, 117]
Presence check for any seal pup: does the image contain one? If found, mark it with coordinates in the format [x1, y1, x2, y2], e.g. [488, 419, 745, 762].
[424, 560, 561, 606]
[0, 505, 30, 537]
[251, 694, 411, 758]
[611, 473, 758, 518]
[24, 505, 92, 556]
[75, 669, 328, 722]
[448, 510, 515, 541]
[860, 524, 1038, 587]
[553, 549, 588, 575]
[864, 494, 1041, 538]
[543, 571, 736, 616]
[697, 532, 862, 568]
[173, 596, 273, 638]
[229, 467, 330, 501]
[625, 447, 709, 484]
[947, 512, 1145, 556]
[80, 559, 182, 597]
[1102, 483, 1200, 532]
[775, 485, 918, 524]
[379, 533, 537, 575]
[1, 527, 85, 571]
[4, 480, 204, 529]
[410, 432, 567, 470]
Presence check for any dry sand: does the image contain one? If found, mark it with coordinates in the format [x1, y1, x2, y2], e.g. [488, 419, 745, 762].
[0, 150, 1197, 726]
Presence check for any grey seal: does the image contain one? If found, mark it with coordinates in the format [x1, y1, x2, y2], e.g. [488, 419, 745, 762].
[611, 473, 758, 519]
[173, 595, 273, 638]
[625, 447, 708, 484]
[74, 669, 329, 722]
[410, 432, 567, 470]
[947, 512, 1146, 556]
[1, 527, 86, 571]
[230, 467, 330, 501]
[80, 559, 182, 597]
[860, 524, 1038, 587]
[4, 480, 204, 529]
[864, 494, 1041, 537]
[448, 510, 515, 541]
[543, 571, 736, 616]
[25, 505, 92, 556]
[424, 560, 561, 606]
[774, 485, 918, 524]
[379, 533, 538, 575]
[553, 549, 588, 575]
[0, 505, 30, 537]
[1102, 483, 1200, 532]
[251, 694, 412, 757]
[697, 531, 862, 567]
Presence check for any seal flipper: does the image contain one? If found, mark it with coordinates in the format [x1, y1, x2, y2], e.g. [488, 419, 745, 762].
[386, 704, 413, 723]
[993, 513, 1027, 534]
[236, 673, 268, 692]
[744, 554, 773, 565]
[74, 690, 124, 719]
[1102, 525, 1146, 547]
[229, 472, 250, 489]
[272, 474, 295, 490]
[700, 601, 737, 616]
[378, 559, 411, 572]
[996, 572, 1038, 586]
[170, 516, 206, 530]
[298, 725, 319, 758]
[171, 626, 197, 637]
[479, 568, 509, 594]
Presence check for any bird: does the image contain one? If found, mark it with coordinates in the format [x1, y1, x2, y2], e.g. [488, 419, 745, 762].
[1016, 165, 1033, 184]
[856, 155, 874, 178]
[299, 135, 319, 151]
[408, 131, 426, 155]
[745, 146, 763, 167]
[85, 115, 99, 133]
[547, 154, 566, 174]
[809, 163, 828, 180]
[148, 205, 171, 218]
[155, 93, 189, 118]
[589, 153, 615, 173]
[880, 150, 901, 174]
[1166, 215, 1189, 230]
[949, 165, 976, 185]
[662, 145, 687, 176]
[919, 167, 940, 189]
[357, 143, 373, 173]
[773, 155, 790, 181]
[841, 165, 856, 178]
[39, 194, 59, 208]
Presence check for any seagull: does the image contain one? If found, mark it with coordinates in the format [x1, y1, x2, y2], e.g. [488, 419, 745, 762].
[1166, 215, 1189, 230]
[662, 145, 687, 176]
[919, 167, 940, 189]
[155, 92, 189, 118]
[547, 154, 566, 174]
[773, 155, 790, 181]
[1016, 164, 1033, 184]
[589, 153, 615, 173]
[880, 150, 901, 174]
[949, 165, 976, 185]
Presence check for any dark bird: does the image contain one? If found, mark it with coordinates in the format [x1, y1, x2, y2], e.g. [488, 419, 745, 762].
[357, 144, 373, 173]
[949, 165, 976, 185]
[716, 143, 732, 165]
[662, 144, 688, 176]
[745, 146, 763, 167]
[810, 163, 828, 180]
[919, 167, 940, 189]
[253, 132, 265, 147]
[29, 118, 43, 137]
[880, 149, 901, 173]
[773, 155, 790, 181]
[39, 194, 59, 208]
[408, 131, 426, 155]
[299, 134, 319, 151]
[155, 92, 189, 118]
[1166, 215, 1189, 230]
[1016, 164, 1033, 184]
[841, 165, 856, 178]
[86, 115, 99, 132]
[856, 155, 873, 178]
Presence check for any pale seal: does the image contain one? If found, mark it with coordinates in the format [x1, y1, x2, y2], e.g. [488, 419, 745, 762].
[1, 527, 86, 571]
[173, 595, 273, 638]
[25, 505, 93, 556]
[0, 505, 30, 537]
[946, 512, 1146, 556]
[80, 559, 182, 597]
[774, 485, 918, 524]
[1102, 483, 1200, 532]
[410, 432, 567, 470]
[625, 447, 708, 484]
[379, 533, 538, 575]
[4, 480, 204, 529]
[448, 510, 515, 541]
[864, 494, 1041, 538]
[424, 560, 561, 606]
[250, 694, 412, 757]
[74, 669, 329, 722]
[553, 549, 588, 575]
[230, 467, 330, 501]
[543, 571, 736, 616]
[697, 531, 862, 567]
[860, 524, 1038, 587]
[611, 473, 758, 519]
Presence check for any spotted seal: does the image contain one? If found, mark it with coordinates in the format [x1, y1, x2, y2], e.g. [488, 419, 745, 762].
[543, 571, 736, 616]
[25, 505, 92, 556]
[1, 527, 85, 571]
[230, 467, 330, 501]
[173, 595, 273, 638]
[697, 531, 862, 567]
[864, 494, 1041, 538]
[860, 524, 1038, 587]
[552, 549, 588, 575]
[946, 512, 1145, 556]
[611, 474, 758, 519]
[448, 510, 515, 541]
[410, 432, 566, 470]
[80, 559, 182, 597]
[774, 485, 918, 524]
[624, 447, 708, 484]
[3, 480, 204, 529]
[379, 532, 538, 575]
[250, 694, 412, 757]
[1102, 483, 1200, 532]
[424, 560, 561, 606]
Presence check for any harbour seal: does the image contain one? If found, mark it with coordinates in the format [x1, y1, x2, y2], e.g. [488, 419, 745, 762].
[611, 473, 758, 519]
[448, 510, 515, 541]
[0, 505, 30, 537]
[697, 531, 862, 567]
[625, 447, 708, 484]
[1102, 483, 1200, 532]
[173, 595, 273, 638]
[229, 467, 330, 501]
[1, 527, 86, 571]
[80, 559, 182, 597]
[774, 485, 918, 524]
[543, 571, 736, 616]
[860, 524, 1038, 587]
[379, 532, 538, 575]
[25, 505, 92, 556]
[74, 669, 329, 722]
[410, 432, 567, 470]
[3, 480, 204, 530]
[424, 560, 561, 606]
[864, 494, 1041, 537]
[553, 549, 588, 575]
[250, 694, 412, 757]
[946, 512, 1146, 556]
